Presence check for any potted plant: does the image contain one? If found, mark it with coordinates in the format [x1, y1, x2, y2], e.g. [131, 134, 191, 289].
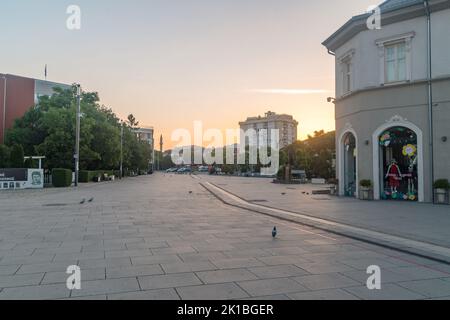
[434, 179, 449, 204]
[328, 178, 338, 196]
[359, 179, 372, 200]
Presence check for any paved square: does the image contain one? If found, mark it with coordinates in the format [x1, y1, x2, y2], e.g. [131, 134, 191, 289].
[0, 174, 449, 300]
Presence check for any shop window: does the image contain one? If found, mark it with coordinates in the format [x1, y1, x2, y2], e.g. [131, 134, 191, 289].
[379, 126, 418, 201]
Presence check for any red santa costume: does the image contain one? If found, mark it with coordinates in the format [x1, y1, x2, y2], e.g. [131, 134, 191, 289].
[386, 160, 402, 191]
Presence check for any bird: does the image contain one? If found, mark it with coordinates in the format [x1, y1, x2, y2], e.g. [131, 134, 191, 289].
[80, 199, 86, 204]
[272, 227, 277, 238]
[189, 191, 193, 194]
[88, 197, 94, 203]
[281, 192, 286, 195]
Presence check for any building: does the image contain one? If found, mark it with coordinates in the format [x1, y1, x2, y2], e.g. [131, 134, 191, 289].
[322, 0, 450, 202]
[0, 73, 71, 143]
[239, 111, 299, 149]
[134, 126, 155, 169]
[134, 126, 154, 146]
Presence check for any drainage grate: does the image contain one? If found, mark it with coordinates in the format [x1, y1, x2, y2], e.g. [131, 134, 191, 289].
[43, 203, 69, 207]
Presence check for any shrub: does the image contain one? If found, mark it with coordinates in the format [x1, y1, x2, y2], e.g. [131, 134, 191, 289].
[52, 168, 72, 188]
[9, 144, 24, 168]
[79, 170, 94, 183]
[434, 179, 450, 190]
[0, 145, 10, 168]
[360, 179, 372, 188]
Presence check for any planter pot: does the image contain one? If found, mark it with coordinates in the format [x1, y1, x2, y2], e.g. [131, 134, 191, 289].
[434, 188, 449, 204]
[330, 185, 337, 196]
[359, 187, 372, 200]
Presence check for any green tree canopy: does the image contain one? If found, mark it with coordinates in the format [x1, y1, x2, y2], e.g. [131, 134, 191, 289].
[5, 85, 152, 173]
[9, 144, 24, 168]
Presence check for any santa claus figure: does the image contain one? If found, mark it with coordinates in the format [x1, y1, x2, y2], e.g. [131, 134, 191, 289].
[386, 159, 402, 193]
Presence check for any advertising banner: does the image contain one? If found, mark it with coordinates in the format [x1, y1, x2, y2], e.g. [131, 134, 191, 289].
[0, 169, 44, 190]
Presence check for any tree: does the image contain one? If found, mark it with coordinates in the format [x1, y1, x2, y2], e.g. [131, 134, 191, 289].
[279, 131, 335, 180]
[10, 144, 24, 168]
[127, 114, 139, 128]
[0, 145, 10, 168]
[5, 85, 149, 173]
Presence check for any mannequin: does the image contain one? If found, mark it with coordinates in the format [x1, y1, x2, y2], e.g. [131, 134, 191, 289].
[407, 156, 417, 196]
[386, 159, 402, 193]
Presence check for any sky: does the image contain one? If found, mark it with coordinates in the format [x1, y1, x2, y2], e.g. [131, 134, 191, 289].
[0, 0, 379, 150]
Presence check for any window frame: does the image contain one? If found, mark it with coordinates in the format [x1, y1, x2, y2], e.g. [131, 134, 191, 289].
[376, 32, 415, 86]
[384, 41, 407, 83]
[338, 49, 355, 96]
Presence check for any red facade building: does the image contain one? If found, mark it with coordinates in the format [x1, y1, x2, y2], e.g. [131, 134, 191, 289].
[0, 74, 70, 143]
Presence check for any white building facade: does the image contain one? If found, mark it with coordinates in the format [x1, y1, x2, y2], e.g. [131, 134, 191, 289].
[323, 0, 450, 202]
[239, 111, 299, 149]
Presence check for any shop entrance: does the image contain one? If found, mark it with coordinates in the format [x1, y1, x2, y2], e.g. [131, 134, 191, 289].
[343, 132, 357, 197]
[379, 126, 418, 201]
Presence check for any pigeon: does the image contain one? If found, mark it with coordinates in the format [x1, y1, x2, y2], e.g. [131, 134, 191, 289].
[272, 227, 277, 238]
[80, 199, 86, 204]
[281, 192, 286, 195]
[88, 197, 94, 203]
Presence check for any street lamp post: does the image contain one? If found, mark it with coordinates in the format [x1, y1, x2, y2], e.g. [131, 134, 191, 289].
[120, 122, 124, 179]
[1, 75, 6, 144]
[74, 84, 81, 187]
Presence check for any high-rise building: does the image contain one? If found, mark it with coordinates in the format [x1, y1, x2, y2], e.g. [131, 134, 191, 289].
[239, 111, 298, 149]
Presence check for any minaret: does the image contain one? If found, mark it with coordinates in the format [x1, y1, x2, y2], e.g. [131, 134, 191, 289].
[158, 135, 163, 171]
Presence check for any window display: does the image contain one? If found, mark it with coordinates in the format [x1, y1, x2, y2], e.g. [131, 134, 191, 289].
[379, 126, 418, 201]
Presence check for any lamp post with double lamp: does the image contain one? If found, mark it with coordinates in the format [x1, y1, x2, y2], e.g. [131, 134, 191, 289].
[120, 121, 124, 179]
[1, 75, 6, 144]
[74, 84, 81, 187]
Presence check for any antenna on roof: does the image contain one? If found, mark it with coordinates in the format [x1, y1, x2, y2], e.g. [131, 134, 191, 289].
[44, 64, 47, 80]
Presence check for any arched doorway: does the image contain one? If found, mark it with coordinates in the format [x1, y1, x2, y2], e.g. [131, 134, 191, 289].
[343, 132, 357, 197]
[372, 119, 424, 202]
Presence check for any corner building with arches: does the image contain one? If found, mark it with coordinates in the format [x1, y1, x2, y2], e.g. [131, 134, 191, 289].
[322, 0, 450, 202]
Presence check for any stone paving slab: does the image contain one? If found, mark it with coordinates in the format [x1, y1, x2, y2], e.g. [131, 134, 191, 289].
[70, 278, 140, 297]
[342, 283, 426, 300]
[287, 288, 360, 300]
[108, 288, 180, 300]
[248, 265, 310, 279]
[292, 273, 360, 290]
[1, 174, 449, 300]
[42, 268, 106, 284]
[397, 279, 450, 298]
[160, 261, 217, 274]
[0, 284, 70, 300]
[237, 278, 309, 296]
[195, 269, 259, 284]
[138, 273, 203, 291]
[176, 283, 249, 300]
[106, 265, 164, 279]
